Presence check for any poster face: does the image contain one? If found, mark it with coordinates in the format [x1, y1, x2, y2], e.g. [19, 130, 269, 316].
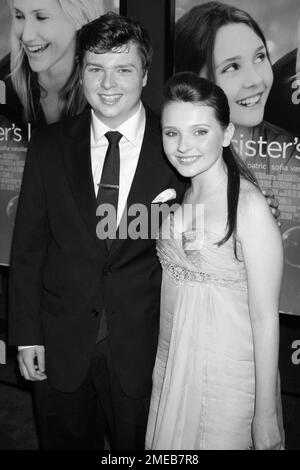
[0, 0, 119, 266]
[176, 0, 300, 315]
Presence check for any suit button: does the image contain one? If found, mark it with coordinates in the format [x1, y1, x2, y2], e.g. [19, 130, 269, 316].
[103, 268, 112, 276]
[91, 309, 99, 317]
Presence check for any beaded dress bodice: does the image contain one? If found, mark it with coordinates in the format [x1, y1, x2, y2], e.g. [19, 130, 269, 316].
[157, 218, 247, 293]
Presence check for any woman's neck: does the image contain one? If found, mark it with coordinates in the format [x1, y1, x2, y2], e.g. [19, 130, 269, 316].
[189, 157, 228, 201]
[37, 45, 76, 123]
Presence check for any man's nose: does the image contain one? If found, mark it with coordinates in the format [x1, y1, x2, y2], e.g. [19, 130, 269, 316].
[100, 71, 117, 89]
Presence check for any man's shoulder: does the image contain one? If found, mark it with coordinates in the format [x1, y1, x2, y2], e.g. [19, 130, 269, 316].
[30, 108, 91, 144]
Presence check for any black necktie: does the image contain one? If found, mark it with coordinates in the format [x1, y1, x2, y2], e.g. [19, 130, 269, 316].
[97, 131, 122, 249]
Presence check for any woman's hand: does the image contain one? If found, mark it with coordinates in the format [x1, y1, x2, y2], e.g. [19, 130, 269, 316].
[252, 413, 284, 450]
[262, 189, 280, 222]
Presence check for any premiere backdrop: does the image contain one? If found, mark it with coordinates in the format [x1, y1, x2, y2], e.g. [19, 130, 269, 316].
[0, 0, 118, 266]
[175, 0, 300, 316]
[0, 0, 300, 317]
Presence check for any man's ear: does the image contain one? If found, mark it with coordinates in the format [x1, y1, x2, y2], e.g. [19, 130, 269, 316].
[222, 122, 235, 148]
[142, 70, 148, 87]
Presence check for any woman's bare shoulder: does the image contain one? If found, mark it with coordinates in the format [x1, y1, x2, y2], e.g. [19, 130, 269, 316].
[239, 178, 265, 206]
[237, 179, 276, 236]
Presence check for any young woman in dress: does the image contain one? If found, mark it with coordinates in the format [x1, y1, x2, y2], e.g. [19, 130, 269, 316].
[146, 73, 284, 450]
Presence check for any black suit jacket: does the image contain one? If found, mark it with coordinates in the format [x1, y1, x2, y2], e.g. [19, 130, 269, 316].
[9, 107, 187, 397]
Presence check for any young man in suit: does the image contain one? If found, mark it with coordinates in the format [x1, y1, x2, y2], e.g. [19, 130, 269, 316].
[9, 13, 186, 450]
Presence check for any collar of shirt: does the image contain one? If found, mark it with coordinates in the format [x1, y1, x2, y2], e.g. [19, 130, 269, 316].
[90, 101, 146, 146]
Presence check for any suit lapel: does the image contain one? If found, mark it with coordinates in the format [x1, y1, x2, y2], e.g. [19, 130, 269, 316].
[109, 110, 165, 257]
[62, 109, 107, 255]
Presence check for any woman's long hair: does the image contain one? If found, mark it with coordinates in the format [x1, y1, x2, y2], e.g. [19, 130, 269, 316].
[8, 0, 104, 122]
[175, 1, 271, 79]
[163, 73, 259, 257]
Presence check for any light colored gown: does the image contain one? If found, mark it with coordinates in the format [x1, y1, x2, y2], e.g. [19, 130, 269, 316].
[146, 215, 256, 450]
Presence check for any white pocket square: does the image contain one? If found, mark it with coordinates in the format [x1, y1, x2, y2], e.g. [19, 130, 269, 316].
[152, 188, 177, 203]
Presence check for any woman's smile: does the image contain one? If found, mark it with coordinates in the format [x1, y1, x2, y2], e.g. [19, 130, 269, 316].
[236, 92, 264, 108]
[175, 155, 203, 165]
[23, 42, 50, 56]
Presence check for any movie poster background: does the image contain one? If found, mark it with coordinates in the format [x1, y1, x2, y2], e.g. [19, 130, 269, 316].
[1, 0, 300, 315]
[176, 0, 300, 316]
[0, 0, 118, 266]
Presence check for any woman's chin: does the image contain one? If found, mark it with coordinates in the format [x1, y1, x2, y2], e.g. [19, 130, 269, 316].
[26, 56, 50, 74]
[234, 110, 265, 130]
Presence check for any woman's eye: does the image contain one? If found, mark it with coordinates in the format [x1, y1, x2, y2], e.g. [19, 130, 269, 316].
[164, 131, 177, 137]
[14, 10, 24, 20]
[255, 52, 266, 64]
[35, 10, 50, 20]
[222, 63, 239, 73]
[195, 130, 207, 136]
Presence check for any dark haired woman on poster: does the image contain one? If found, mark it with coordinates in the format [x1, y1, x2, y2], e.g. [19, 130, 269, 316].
[0, 0, 104, 130]
[146, 72, 284, 450]
[174, 1, 299, 174]
[173, 1, 300, 320]
[265, 15, 300, 136]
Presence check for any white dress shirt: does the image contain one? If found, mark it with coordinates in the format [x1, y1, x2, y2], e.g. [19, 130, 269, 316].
[19, 102, 146, 350]
[91, 101, 146, 226]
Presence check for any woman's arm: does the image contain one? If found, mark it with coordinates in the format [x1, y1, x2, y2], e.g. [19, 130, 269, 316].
[238, 185, 284, 450]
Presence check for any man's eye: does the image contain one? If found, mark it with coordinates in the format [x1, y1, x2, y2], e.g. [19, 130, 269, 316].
[118, 68, 131, 73]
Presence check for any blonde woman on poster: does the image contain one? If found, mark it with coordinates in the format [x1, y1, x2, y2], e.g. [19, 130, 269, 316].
[0, 0, 104, 129]
[0, 0, 105, 265]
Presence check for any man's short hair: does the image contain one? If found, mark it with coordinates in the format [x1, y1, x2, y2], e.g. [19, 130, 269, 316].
[78, 12, 153, 73]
